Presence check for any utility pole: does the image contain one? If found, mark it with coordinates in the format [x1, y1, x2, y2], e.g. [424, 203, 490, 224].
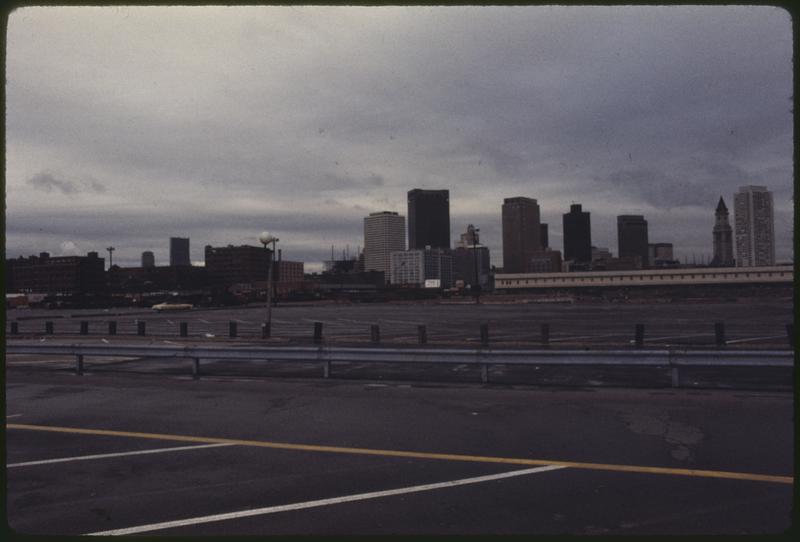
[471, 225, 481, 304]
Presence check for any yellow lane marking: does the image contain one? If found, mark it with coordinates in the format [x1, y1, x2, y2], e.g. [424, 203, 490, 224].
[7, 423, 792, 485]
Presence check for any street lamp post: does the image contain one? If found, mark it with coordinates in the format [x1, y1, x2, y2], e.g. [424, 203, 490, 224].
[471, 226, 481, 304]
[259, 231, 279, 338]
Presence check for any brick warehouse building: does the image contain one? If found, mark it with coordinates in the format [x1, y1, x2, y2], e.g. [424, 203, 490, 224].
[6, 252, 105, 294]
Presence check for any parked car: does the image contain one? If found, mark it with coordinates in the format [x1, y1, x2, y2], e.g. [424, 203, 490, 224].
[151, 302, 193, 312]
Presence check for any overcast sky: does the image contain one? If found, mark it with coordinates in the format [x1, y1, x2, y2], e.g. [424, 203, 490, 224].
[5, 5, 794, 270]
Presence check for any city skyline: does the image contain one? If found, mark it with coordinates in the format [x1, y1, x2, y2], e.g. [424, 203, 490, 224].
[5, 6, 793, 270]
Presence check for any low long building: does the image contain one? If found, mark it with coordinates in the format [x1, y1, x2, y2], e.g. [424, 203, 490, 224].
[495, 265, 792, 290]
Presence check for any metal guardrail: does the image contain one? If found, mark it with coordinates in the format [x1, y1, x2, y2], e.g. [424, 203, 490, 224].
[6, 342, 794, 387]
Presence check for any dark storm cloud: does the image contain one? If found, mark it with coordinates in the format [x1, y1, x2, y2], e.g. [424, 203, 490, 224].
[27, 171, 107, 196]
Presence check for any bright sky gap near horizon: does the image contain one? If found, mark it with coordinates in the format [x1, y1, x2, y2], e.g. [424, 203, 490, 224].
[4, 5, 793, 272]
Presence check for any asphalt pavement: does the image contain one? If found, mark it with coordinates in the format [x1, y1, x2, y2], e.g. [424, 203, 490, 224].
[5, 368, 795, 535]
[7, 298, 794, 348]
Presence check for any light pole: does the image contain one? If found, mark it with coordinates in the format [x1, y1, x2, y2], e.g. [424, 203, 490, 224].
[106, 246, 115, 270]
[258, 231, 279, 338]
[471, 226, 481, 304]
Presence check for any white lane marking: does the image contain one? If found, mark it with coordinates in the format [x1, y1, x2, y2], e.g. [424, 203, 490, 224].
[7, 443, 235, 468]
[381, 319, 424, 326]
[6, 414, 22, 419]
[235, 319, 250, 324]
[7, 359, 73, 365]
[549, 333, 624, 343]
[197, 319, 211, 324]
[87, 465, 566, 535]
[725, 335, 787, 344]
[643, 333, 714, 341]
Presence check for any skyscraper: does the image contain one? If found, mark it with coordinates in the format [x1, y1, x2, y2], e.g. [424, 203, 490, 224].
[617, 215, 649, 268]
[363, 211, 406, 276]
[453, 224, 490, 287]
[711, 197, 735, 267]
[407, 189, 450, 250]
[170, 237, 191, 267]
[734, 185, 774, 266]
[141, 251, 155, 268]
[540, 223, 549, 250]
[502, 197, 541, 273]
[562, 203, 592, 263]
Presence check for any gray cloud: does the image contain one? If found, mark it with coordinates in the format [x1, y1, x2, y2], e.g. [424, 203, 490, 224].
[5, 6, 794, 266]
[26, 171, 107, 196]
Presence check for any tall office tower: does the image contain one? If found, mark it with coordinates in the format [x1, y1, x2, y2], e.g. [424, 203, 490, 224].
[711, 197, 735, 267]
[734, 186, 774, 266]
[563, 203, 592, 263]
[364, 211, 406, 276]
[141, 251, 155, 268]
[170, 237, 191, 266]
[617, 215, 649, 268]
[502, 197, 542, 273]
[407, 189, 450, 249]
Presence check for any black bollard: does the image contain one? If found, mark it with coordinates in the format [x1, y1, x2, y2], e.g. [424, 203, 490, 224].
[80, 321, 89, 335]
[229, 321, 237, 338]
[137, 320, 146, 336]
[45, 321, 54, 335]
[10, 322, 18, 335]
[634, 324, 645, 348]
[714, 322, 726, 347]
[370, 324, 380, 344]
[108, 321, 117, 335]
[480, 323, 489, 347]
[180, 322, 188, 337]
[786, 323, 794, 348]
[418, 324, 427, 345]
[541, 324, 550, 346]
[313, 322, 323, 344]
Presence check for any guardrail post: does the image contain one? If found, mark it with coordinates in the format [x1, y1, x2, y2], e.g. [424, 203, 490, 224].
[714, 322, 726, 347]
[137, 320, 146, 336]
[668, 351, 679, 388]
[262, 322, 270, 339]
[314, 322, 323, 345]
[634, 324, 645, 348]
[192, 358, 200, 379]
[541, 324, 549, 346]
[787, 323, 794, 348]
[10, 322, 18, 335]
[320, 347, 331, 378]
[45, 321, 54, 335]
[80, 321, 89, 335]
[370, 324, 380, 344]
[180, 322, 188, 337]
[481, 363, 489, 384]
[480, 323, 489, 347]
[229, 321, 237, 338]
[418, 325, 427, 345]
[108, 321, 117, 335]
[75, 354, 84, 376]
